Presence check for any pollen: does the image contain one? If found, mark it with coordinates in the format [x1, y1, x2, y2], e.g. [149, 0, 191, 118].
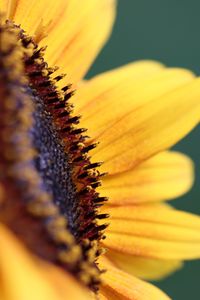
[0, 20, 108, 291]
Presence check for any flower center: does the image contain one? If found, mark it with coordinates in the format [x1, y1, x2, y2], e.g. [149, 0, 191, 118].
[0, 21, 108, 291]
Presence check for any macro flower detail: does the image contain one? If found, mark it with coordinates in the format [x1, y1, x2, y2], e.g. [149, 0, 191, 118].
[0, 21, 108, 293]
[0, 1, 200, 300]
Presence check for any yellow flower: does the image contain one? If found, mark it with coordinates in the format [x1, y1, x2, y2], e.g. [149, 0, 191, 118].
[0, 1, 200, 300]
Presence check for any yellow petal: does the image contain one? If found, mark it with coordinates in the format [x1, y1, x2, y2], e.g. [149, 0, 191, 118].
[99, 294, 108, 300]
[0, 0, 7, 13]
[103, 232, 200, 260]
[1, 0, 116, 85]
[99, 257, 171, 300]
[107, 218, 200, 243]
[103, 203, 200, 229]
[102, 204, 200, 260]
[99, 151, 194, 204]
[76, 65, 194, 136]
[0, 223, 92, 300]
[105, 250, 182, 281]
[74, 60, 165, 113]
[1, 0, 67, 32]
[79, 65, 200, 173]
[91, 77, 200, 174]
[42, 0, 116, 85]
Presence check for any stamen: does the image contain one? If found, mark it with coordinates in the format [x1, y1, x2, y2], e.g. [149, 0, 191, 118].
[0, 21, 108, 292]
[6, 0, 18, 20]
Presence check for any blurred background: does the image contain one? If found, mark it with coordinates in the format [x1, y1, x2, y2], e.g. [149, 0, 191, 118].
[87, 0, 200, 299]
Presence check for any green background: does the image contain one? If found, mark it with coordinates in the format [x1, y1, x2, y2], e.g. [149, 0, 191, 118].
[88, 1, 200, 299]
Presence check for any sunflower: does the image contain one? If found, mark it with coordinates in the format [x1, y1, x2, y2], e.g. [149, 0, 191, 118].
[0, 1, 200, 300]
